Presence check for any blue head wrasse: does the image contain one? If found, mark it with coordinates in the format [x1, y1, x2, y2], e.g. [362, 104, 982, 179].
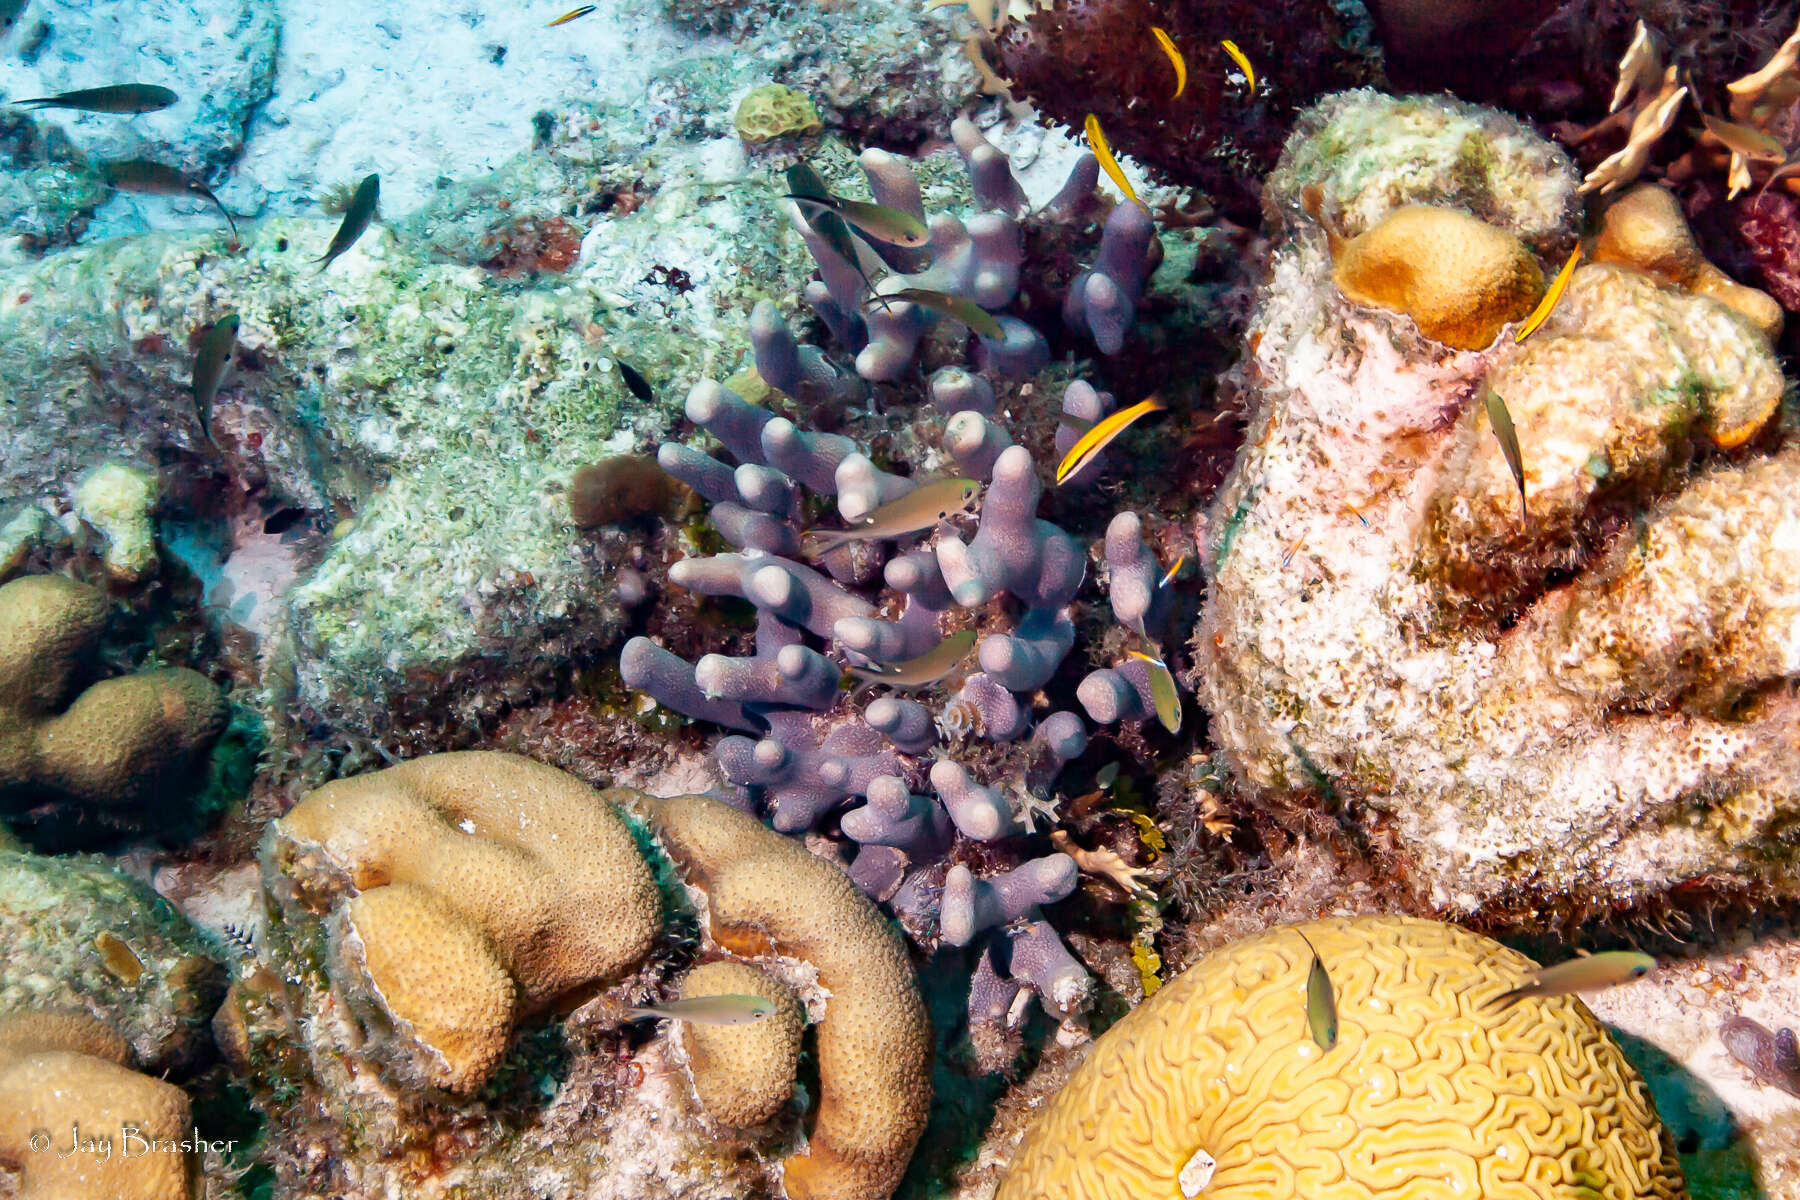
[1220, 39, 1257, 94]
[1151, 27, 1187, 99]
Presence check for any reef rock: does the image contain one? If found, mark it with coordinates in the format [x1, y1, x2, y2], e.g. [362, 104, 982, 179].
[1194, 90, 1798, 914]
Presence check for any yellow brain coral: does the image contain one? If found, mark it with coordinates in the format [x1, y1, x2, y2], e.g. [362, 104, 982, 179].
[270, 752, 662, 1093]
[625, 790, 931, 1200]
[998, 916, 1685, 1200]
[735, 83, 824, 143]
[0, 1009, 192, 1200]
[1330, 206, 1545, 350]
[678, 959, 806, 1128]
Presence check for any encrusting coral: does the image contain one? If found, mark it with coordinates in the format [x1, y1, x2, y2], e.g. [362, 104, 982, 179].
[266, 751, 662, 1093]
[627, 789, 932, 1200]
[0, 1009, 193, 1200]
[736, 83, 825, 143]
[675, 959, 805, 1128]
[997, 916, 1686, 1199]
[1195, 89, 1798, 913]
[0, 574, 228, 846]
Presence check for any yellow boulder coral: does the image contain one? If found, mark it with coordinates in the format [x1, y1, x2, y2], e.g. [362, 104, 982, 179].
[1328, 206, 1544, 350]
[678, 959, 805, 1127]
[270, 752, 662, 1093]
[627, 790, 931, 1200]
[999, 916, 1684, 1200]
[1592, 183, 1783, 349]
[0, 575, 227, 839]
[735, 83, 824, 144]
[0, 1009, 192, 1200]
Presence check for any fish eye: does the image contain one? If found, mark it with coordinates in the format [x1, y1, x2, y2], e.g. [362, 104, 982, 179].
[938, 509, 949, 519]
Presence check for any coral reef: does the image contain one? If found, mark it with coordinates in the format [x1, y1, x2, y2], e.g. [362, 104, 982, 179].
[0, 849, 224, 1073]
[0, 574, 228, 847]
[266, 752, 662, 1093]
[569, 455, 689, 530]
[1194, 89, 1799, 914]
[0, 1009, 194, 1200]
[631, 789, 932, 1200]
[998, 916, 1685, 1199]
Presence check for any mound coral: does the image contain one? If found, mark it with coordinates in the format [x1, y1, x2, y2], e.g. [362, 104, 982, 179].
[736, 84, 825, 143]
[266, 751, 662, 1093]
[1194, 90, 1797, 913]
[998, 916, 1685, 1199]
[0, 1009, 193, 1200]
[629, 789, 932, 1200]
[0, 574, 228, 847]
[675, 960, 805, 1128]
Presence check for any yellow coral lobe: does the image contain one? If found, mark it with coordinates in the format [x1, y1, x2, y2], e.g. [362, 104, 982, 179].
[1084, 113, 1143, 209]
[1329, 206, 1544, 350]
[734, 84, 824, 144]
[997, 916, 1686, 1200]
[1515, 241, 1583, 342]
[1220, 38, 1256, 94]
[1151, 27, 1186, 99]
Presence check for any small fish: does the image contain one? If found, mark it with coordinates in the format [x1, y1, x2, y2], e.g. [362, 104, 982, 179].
[1084, 113, 1143, 210]
[788, 163, 885, 298]
[624, 994, 776, 1026]
[1220, 39, 1257, 95]
[1055, 395, 1167, 485]
[1700, 112, 1786, 160]
[873, 288, 1003, 340]
[1488, 950, 1657, 1009]
[618, 361, 654, 404]
[1515, 242, 1583, 343]
[1483, 386, 1526, 522]
[1296, 930, 1338, 1051]
[15, 84, 177, 114]
[1151, 27, 1187, 100]
[192, 314, 240, 444]
[805, 477, 981, 554]
[317, 173, 379, 269]
[1127, 650, 1182, 734]
[847, 629, 977, 689]
[546, 4, 596, 25]
[1158, 554, 1184, 588]
[784, 193, 930, 248]
[104, 160, 237, 236]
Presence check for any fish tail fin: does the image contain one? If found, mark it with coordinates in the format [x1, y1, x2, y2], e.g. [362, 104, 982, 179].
[802, 529, 850, 557]
[1483, 985, 1528, 1012]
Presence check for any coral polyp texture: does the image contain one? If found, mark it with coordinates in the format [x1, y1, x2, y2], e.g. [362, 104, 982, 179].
[266, 751, 662, 1093]
[629, 789, 932, 1200]
[997, 916, 1686, 1200]
[1195, 89, 1797, 912]
[0, 574, 228, 846]
[675, 960, 806, 1128]
[0, 1009, 194, 1200]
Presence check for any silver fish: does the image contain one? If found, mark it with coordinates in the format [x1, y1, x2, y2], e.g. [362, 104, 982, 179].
[625, 993, 776, 1025]
[1297, 930, 1338, 1051]
[191, 314, 239, 445]
[847, 629, 976, 689]
[317, 173, 379, 269]
[1488, 950, 1656, 1008]
[805, 477, 979, 555]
